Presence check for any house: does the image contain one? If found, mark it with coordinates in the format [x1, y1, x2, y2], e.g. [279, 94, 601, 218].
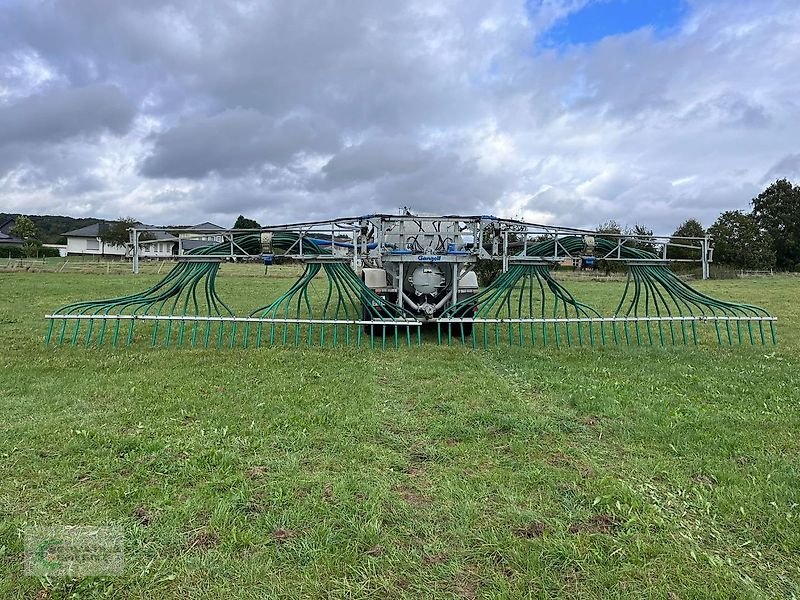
[185, 222, 225, 241]
[64, 222, 127, 256]
[0, 218, 24, 247]
[63, 221, 224, 258]
[175, 222, 225, 254]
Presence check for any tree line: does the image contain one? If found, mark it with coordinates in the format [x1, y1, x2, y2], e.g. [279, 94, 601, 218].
[598, 179, 799, 271]
[699, 179, 798, 271]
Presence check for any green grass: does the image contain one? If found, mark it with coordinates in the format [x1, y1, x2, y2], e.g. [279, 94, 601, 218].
[1, 269, 798, 598]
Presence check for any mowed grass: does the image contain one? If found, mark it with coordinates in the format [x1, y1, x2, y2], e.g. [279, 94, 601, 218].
[1, 268, 799, 599]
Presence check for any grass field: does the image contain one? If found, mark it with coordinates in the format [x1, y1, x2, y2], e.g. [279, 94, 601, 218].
[1, 268, 798, 598]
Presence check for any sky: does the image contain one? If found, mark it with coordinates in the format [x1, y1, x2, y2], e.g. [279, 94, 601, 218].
[0, 0, 799, 233]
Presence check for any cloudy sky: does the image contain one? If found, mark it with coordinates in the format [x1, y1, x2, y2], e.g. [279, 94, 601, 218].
[1, 0, 798, 232]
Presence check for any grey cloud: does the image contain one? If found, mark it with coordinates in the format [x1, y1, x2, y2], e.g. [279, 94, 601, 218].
[764, 154, 800, 182]
[3, 1, 491, 130]
[140, 109, 340, 179]
[0, 84, 135, 145]
[682, 94, 770, 128]
[315, 136, 506, 214]
[375, 154, 504, 214]
[321, 138, 430, 186]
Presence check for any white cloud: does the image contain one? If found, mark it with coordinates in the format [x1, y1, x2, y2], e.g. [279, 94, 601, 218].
[0, 0, 798, 232]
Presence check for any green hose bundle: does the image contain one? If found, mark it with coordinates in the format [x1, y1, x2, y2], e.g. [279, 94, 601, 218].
[45, 234, 261, 347]
[245, 258, 420, 349]
[437, 235, 775, 348]
[614, 263, 775, 346]
[46, 232, 419, 348]
[439, 262, 604, 348]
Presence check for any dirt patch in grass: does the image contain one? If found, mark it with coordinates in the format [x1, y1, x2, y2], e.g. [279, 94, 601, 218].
[365, 545, 384, 557]
[404, 464, 426, 477]
[187, 530, 219, 551]
[691, 472, 717, 486]
[246, 465, 268, 479]
[513, 521, 548, 538]
[580, 415, 602, 427]
[396, 485, 431, 507]
[568, 514, 619, 535]
[547, 451, 572, 467]
[132, 505, 153, 526]
[409, 446, 433, 462]
[564, 565, 584, 586]
[271, 528, 296, 544]
[322, 482, 333, 502]
[423, 553, 449, 565]
[244, 495, 264, 514]
[453, 569, 479, 600]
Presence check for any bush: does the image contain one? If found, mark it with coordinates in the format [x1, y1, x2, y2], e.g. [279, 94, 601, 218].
[473, 260, 502, 286]
[709, 264, 740, 279]
[0, 245, 61, 259]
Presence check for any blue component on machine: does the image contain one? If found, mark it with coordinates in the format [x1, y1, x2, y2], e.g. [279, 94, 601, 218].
[582, 256, 596, 268]
[446, 242, 469, 255]
[262, 254, 274, 265]
[391, 249, 412, 254]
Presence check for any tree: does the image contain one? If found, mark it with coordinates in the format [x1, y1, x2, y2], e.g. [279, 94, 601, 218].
[669, 218, 705, 260]
[22, 239, 43, 258]
[99, 217, 153, 256]
[99, 217, 137, 255]
[672, 218, 705, 238]
[595, 220, 658, 258]
[597, 222, 657, 256]
[626, 223, 658, 256]
[708, 210, 775, 270]
[751, 179, 800, 271]
[592, 221, 623, 273]
[10, 215, 37, 241]
[596, 220, 622, 238]
[234, 215, 261, 229]
[10, 216, 39, 257]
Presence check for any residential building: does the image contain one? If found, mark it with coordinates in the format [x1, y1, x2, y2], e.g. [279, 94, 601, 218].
[0, 218, 24, 247]
[63, 222, 224, 258]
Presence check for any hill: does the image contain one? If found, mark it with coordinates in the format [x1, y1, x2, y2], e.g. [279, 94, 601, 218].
[0, 213, 104, 244]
